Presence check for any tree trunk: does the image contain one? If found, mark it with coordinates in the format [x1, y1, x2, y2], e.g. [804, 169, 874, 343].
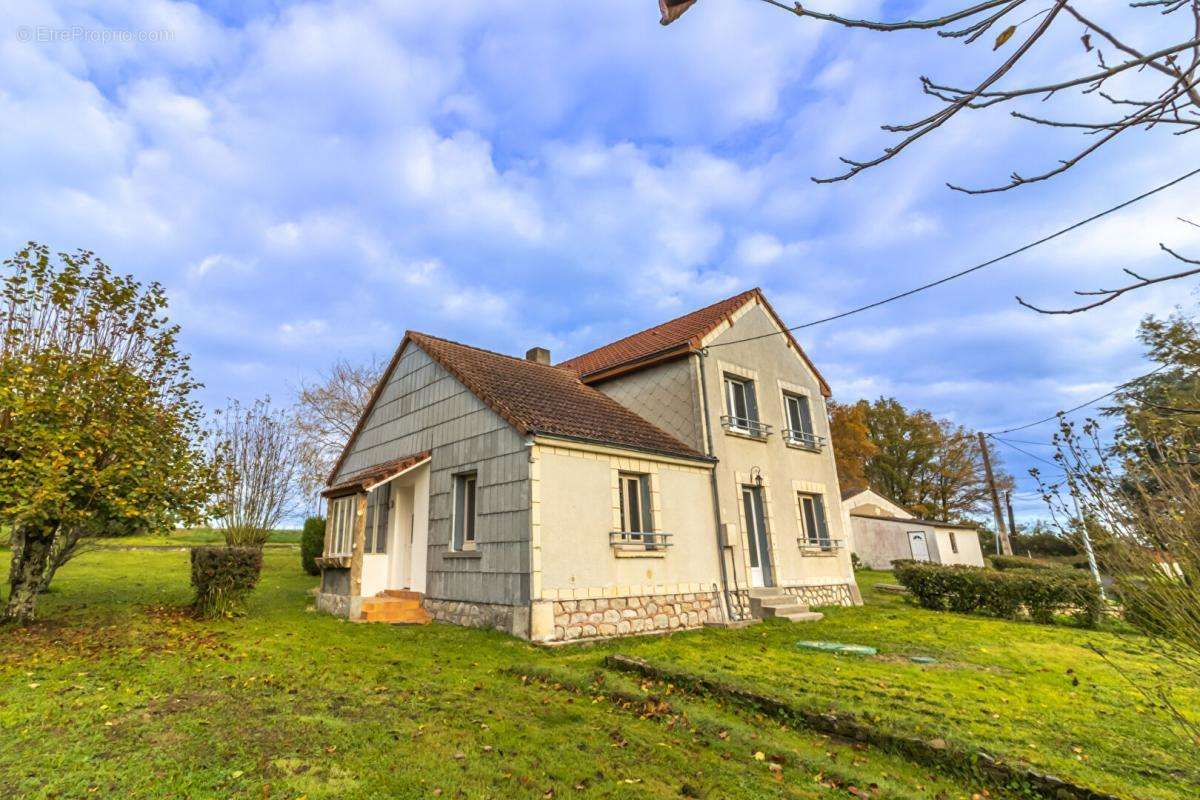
[4, 526, 55, 623]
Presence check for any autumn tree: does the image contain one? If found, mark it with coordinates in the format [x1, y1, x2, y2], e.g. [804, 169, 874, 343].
[828, 400, 878, 493]
[1, 244, 216, 623]
[293, 357, 383, 504]
[836, 396, 1011, 521]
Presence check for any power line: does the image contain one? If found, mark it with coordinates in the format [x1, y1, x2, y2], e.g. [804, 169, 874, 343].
[986, 363, 1168, 434]
[988, 435, 1066, 471]
[706, 165, 1200, 349]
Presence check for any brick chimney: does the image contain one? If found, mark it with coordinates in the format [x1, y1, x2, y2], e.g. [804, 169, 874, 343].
[525, 346, 551, 365]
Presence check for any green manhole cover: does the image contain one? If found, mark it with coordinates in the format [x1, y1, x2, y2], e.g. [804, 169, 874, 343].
[909, 655, 938, 665]
[796, 640, 878, 656]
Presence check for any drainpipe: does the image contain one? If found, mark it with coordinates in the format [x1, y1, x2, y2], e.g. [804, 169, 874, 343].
[694, 350, 740, 621]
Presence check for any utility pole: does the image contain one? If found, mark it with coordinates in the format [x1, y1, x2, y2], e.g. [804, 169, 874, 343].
[978, 432, 1013, 555]
[1005, 490, 1018, 552]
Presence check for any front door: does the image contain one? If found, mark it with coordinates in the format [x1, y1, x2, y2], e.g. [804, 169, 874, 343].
[741, 486, 773, 587]
[908, 531, 930, 562]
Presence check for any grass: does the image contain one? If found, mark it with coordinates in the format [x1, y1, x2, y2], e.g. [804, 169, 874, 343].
[553, 571, 1198, 800]
[1, 550, 980, 800]
[0, 553, 1191, 799]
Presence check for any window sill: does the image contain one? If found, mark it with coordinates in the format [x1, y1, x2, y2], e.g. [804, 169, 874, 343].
[445, 550, 482, 559]
[784, 440, 824, 453]
[723, 429, 769, 443]
[613, 549, 667, 559]
[316, 555, 351, 569]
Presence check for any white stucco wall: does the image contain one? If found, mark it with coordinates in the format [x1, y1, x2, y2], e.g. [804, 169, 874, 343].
[533, 442, 722, 600]
[698, 302, 857, 593]
[932, 528, 986, 567]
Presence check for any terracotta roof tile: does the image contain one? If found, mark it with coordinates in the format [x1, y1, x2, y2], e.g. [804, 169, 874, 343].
[557, 288, 831, 396]
[408, 332, 709, 462]
[557, 289, 758, 378]
[324, 451, 431, 496]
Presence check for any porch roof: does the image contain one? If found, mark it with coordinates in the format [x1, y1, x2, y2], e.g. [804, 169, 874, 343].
[322, 451, 431, 498]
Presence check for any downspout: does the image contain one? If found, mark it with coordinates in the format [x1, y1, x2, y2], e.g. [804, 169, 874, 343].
[694, 350, 740, 621]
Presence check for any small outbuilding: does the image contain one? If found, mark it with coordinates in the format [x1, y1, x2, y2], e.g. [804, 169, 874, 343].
[842, 488, 986, 570]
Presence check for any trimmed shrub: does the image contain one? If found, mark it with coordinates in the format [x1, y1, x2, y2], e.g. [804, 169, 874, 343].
[990, 554, 1064, 572]
[893, 561, 1102, 628]
[190, 546, 263, 618]
[301, 516, 326, 576]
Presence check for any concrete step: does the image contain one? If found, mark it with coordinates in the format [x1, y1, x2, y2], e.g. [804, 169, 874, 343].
[759, 602, 810, 619]
[750, 594, 800, 616]
[773, 609, 824, 623]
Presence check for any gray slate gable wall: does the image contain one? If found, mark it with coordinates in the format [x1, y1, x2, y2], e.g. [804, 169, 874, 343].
[590, 356, 706, 454]
[335, 343, 531, 606]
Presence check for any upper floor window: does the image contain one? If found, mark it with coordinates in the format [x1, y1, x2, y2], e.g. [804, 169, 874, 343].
[327, 495, 356, 556]
[722, 375, 770, 438]
[783, 392, 825, 450]
[452, 472, 478, 551]
[797, 492, 835, 551]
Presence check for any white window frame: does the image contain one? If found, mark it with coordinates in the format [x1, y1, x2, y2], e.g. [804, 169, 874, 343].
[451, 472, 478, 552]
[327, 495, 356, 557]
[797, 492, 832, 549]
[617, 472, 655, 546]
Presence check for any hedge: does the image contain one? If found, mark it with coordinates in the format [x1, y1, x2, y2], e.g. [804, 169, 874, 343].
[190, 546, 263, 618]
[301, 516, 326, 576]
[989, 554, 1071, 572]
[893, 560, 1102, 628]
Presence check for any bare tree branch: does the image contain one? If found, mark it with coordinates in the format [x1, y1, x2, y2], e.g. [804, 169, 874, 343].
[1017, 243, 1200, 314]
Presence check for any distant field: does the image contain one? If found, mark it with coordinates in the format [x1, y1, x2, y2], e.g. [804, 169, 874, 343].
[93, 528, 302, 547]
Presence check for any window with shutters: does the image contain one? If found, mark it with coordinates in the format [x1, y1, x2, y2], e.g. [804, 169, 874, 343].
[612, 472, 668, 552]
[797, 492, 839, 553]
[721, 374, 770, 439]
[782, 392, 824, 451]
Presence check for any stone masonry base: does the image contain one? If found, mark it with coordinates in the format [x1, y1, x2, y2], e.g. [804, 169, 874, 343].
[728, 582, 860, 619]
[551, 591, 724, 642]
[423, 598, 529, 638]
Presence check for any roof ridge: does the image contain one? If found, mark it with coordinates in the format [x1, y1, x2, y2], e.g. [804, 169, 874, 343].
[409, 330, 573, 372]
[557, 288, 758, 369]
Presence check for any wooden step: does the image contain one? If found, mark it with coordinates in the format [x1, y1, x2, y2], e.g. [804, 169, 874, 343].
[361, 597, 422, 613]
[362, 606, 431, 624]
[379, 589, 421, 600]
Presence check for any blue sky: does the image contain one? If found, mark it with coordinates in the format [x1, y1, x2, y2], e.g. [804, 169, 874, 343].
[3, 0, 1198, 520]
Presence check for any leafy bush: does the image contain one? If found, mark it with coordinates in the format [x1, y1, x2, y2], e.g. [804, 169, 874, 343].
[990, 554, 1068, 572]
[190, 546, 263, 618]
[301, 516, 326, 576]
[1010, 529, 1079, 557]
[893, 560, 1102, 628]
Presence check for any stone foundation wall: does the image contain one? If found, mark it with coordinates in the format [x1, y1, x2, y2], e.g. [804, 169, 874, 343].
[782, 582, 859, 607]
[423, 598, 527, 638]
[315, 591, 353, 618]
[551, 591, 724, 642]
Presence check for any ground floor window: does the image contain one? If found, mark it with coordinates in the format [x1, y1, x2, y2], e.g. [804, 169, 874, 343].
[616, 472, 662, 549]
[452, 472, 478, 551]
[949, 531, 959, 554]
[797, 492, 831, 549]
[327, 495, 356, 556]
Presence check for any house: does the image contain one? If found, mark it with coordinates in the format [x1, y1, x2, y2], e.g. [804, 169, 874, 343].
[842, 488, 986, 569]
[315, 289, 861, 642]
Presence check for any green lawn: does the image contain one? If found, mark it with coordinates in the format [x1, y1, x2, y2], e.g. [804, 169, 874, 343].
[553, 571, 1198, 800]
[0, 553, 1191, 799]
